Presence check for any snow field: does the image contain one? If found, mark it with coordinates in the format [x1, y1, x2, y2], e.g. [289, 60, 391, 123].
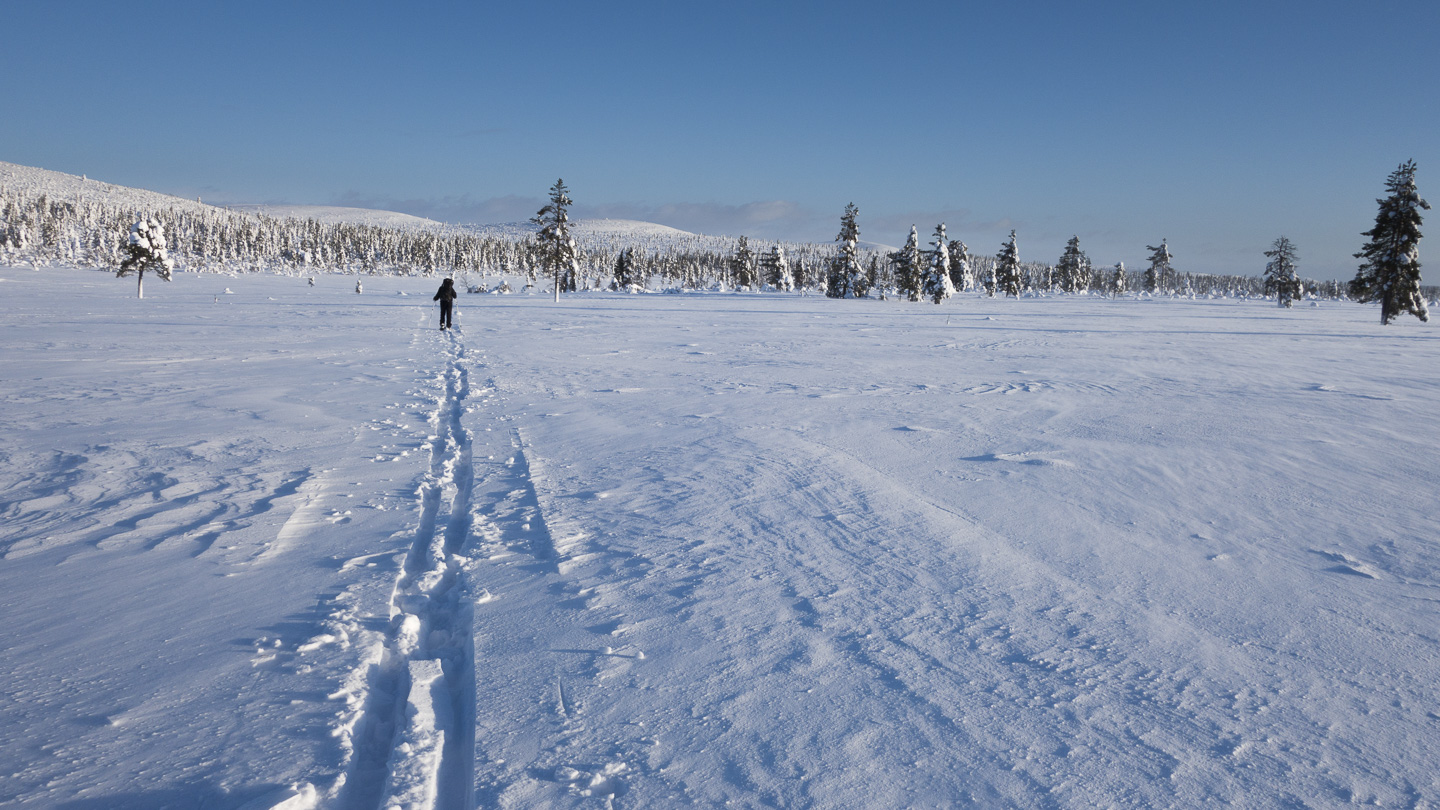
[456, 290, 1440, 807]
[1, 266, 1438, 808]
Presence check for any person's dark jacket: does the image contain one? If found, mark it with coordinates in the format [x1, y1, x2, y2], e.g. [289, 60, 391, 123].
[434, 279, 458, 302]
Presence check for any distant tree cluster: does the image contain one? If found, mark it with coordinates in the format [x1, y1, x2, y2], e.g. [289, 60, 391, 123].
[807, 207, 1358, 304]
[0, 186, 525, 277]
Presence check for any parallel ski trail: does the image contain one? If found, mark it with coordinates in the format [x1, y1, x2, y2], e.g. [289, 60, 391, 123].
[337, 331, 477, 810]
[459, 402, 656, 807]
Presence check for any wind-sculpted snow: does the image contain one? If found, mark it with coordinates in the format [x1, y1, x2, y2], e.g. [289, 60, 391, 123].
[1, 267, 1438, 808]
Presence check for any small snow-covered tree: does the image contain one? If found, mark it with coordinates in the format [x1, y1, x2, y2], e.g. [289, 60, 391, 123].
[864, 254, 881, 297]
[1056, 235, 1091, 293]
[1350, 160, 1430, 324]
[891, 226, 923, 301]
[827, 203, 862, 298]
[923, 224, 955, 304]
[1145, 239, 1173, 294]
[995, 230, 1022, 297]
[948, 239, 973, 292]
[612, 246, 642, 291]
[531, 179, 579, 302]
[761, 245, 791, 291]
[1111, 261, 1127, 297]
[1076, 251, 1093, 293]
[117, 217, 174, 298]
[1263, 236, 1303, 308]
[730, 236, 757, 288]
[791, 254, 807, 291]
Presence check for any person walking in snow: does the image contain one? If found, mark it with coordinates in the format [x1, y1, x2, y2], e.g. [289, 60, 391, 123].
[433, 277, 458, 330]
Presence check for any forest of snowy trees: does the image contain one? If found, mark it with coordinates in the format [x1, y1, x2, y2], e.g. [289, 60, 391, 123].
[0, 165, 1430, 307]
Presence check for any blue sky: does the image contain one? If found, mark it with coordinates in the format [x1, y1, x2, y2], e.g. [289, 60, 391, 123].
[4, 0, 1437, 280]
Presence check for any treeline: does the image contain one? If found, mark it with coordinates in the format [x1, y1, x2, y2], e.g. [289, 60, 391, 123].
[0, 183, 835, 289]
[0, 187, 522, 277]
[0, 182, 1418, 303]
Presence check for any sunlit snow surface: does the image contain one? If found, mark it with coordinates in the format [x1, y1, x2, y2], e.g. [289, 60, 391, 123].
[1, 266, 1438, 809]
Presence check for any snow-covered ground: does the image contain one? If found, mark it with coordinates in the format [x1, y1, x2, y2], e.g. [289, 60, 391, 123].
[2, 266, 1438, 809]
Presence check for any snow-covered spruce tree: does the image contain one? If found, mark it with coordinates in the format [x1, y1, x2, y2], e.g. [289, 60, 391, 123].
[1145, 239, 1173, 294]
[612, 246, 641, 291]
[1350, 160, 1430, 324]
[947, 239, 973, 292]
[117, 217, 175, 298]
[530, 179, 580, 302]
[761, 245, 792, 291]
[995, 230, 1022, 297]
[1263, 236, 1302, 308]
[924, 224, 956, 304]
[827, 203, 862, 298]
[865, 255, 882, 298]
[1112, 261, 1127, 298]
[1056, 235, 1091, 294]
[980, 250, 998, 296]
[891, 226, 923, 301]
[1076, 250, 1093, 293]
[730, 235, 757, 288]
[852, 255, 875, 296]
[852, 253, 874, 298]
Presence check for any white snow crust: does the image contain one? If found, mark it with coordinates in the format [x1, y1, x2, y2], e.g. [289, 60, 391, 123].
[2, 266, 1438, 809]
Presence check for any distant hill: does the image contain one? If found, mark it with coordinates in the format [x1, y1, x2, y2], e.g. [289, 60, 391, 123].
[224, 204, 447, 230]
[0, 161, 219, 218]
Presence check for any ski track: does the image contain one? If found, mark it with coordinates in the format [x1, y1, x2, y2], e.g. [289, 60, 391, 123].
[333, 329, 477, 810]
[456, 390, 665, 807]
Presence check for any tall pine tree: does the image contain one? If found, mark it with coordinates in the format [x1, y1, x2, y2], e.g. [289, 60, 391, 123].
[1145, 239, 1173, 294]
[531, 179, 579, 302]
[1350, 160, 1430, 324]
[828, 203, 862, 298]
[1263, 236, 1302, 308]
